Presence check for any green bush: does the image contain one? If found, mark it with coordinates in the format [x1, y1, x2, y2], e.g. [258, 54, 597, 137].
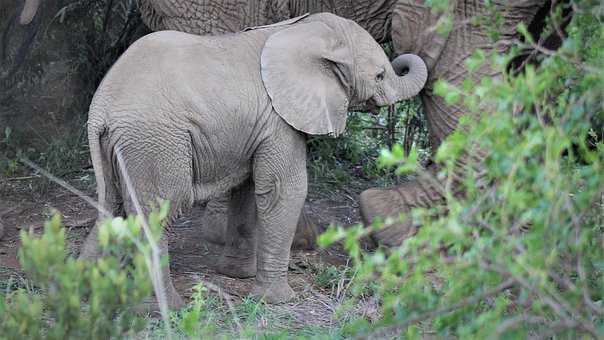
[0, 210, 167, 339]
[320, 1, 604, 338]
[307, 98, 430, 188]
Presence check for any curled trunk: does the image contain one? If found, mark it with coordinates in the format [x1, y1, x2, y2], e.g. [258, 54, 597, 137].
[391, 53, 428, 100]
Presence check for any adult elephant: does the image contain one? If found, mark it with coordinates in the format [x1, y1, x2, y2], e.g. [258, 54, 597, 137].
[12, 0, 548, 246]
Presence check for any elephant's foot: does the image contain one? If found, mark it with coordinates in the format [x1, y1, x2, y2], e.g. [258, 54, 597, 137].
[291, 209, 318, 250]
[133, 284, 185, 314]
[250, 276, 295, 304]
[360, 180, 442, 247]
[217, 254, 257, 279]
[201, 207, 318, 250]
[360, 187, 416, 247]
[166, 284, 185, 310]
[78, 225, 103, 260]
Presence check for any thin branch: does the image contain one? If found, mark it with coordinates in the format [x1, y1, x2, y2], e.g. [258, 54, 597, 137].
[483, 261, 599, 338]
[18, 156, 109, 217]
[367, 278, 515, 337]
[566, 194, 604, 317]
[495, 314, 549, 336]
[198, 279, 243, 333]
[115, 149, 173, 340]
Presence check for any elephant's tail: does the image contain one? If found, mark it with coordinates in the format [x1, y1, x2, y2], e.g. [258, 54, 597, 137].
[87, 115, 113, 220]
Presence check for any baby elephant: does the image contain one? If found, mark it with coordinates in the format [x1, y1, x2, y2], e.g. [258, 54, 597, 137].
[80, 12, 427, 307]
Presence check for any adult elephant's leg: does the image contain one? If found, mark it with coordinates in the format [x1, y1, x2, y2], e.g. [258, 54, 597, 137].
[250, 128, 307, 303]
[201, 194, 230, 245]
[216, 178, 257, 278]
[360, 163, 444, 247]
[118, 140, 193, 311]
[291, 208, 317, 250]
[202, 195, 317, 250]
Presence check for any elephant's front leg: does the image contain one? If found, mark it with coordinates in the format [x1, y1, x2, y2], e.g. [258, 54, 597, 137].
[250, 131, 307, 303]
[217, 178, 257, 278]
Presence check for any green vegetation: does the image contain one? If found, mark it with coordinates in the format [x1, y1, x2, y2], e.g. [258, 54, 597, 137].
[0, 126, 90, 194]
[308, 98, 429, 190]
[0, 211, 160, 339]
[320, 1, 604, 337]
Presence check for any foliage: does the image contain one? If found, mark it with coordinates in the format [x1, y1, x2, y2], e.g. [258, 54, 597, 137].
[320, 1, 604, 338]
[0, 210, 167, 339]
[0, 125, 90, 195]
[2, 206, 356, 339]
[142, 281, 347, 339]
[1, 0, 147, 168]
[307, 98, 430, 188]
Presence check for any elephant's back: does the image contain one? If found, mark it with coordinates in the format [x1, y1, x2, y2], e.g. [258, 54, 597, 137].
[94, 30, 272, 117]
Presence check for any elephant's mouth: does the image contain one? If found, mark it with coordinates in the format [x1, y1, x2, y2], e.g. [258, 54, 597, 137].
[350, 99, 381, 115]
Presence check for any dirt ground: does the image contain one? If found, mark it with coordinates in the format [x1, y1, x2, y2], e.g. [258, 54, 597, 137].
[0, 171, 379, 329]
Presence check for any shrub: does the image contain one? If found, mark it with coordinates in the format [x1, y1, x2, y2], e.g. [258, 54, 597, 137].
[0, 209, 169, 339]
[320, 1, 603, 338]
[307, 98, 430, 188]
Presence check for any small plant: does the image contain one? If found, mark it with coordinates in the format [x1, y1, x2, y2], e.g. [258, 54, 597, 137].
[307, 98, 430, 189]
[0, 127, 22, 177]
[313, 264, 353, 293]
[0, 211, 163, 339]
[177, 283, 222, 338]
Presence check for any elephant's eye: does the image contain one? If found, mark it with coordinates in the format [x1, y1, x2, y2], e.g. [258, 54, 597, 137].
[376, 69, 385, 81]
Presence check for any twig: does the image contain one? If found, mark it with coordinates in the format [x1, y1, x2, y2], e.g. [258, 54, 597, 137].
[494, 314, 549, 336]
[115, 149, 173, 340]
[197, 279, 243, 333]
[365, 278, 515, 338]
[483, 261, 600, 338]
[566, 194, 604, 317]
[18, 156, 109, 217]
[5, 175, 40, 181]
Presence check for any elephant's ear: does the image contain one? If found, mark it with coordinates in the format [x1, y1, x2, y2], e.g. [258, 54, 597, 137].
[260, 22, 353, 136]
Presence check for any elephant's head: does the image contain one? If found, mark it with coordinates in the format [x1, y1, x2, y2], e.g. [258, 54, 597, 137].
[259, 13, 427, 136]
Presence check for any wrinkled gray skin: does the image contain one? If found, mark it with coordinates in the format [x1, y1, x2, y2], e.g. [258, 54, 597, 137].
[80, 13, 428, 308]
[132, 0, 546, 247]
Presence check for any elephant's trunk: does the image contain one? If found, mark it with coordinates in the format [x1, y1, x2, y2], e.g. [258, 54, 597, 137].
[19, 0, 41, 25]
[392, 54, 428, 100]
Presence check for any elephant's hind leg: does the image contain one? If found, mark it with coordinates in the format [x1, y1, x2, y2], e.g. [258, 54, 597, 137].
[217, 178, 257, 278]
[117, 141, 193, 311]
[79, 141, 124, 260]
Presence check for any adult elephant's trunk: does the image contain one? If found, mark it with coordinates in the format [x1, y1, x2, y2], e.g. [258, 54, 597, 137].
[392, 54, 428, 100]
[19, 0, 41, 25]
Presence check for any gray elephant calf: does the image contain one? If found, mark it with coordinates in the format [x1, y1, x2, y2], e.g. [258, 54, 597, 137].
[81, 12, 427, 307]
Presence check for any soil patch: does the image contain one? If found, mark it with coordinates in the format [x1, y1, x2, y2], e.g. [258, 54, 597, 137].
[0, 173, 373, 329]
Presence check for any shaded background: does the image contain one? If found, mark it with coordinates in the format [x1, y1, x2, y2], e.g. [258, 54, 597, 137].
[1, 0, 148, 154]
